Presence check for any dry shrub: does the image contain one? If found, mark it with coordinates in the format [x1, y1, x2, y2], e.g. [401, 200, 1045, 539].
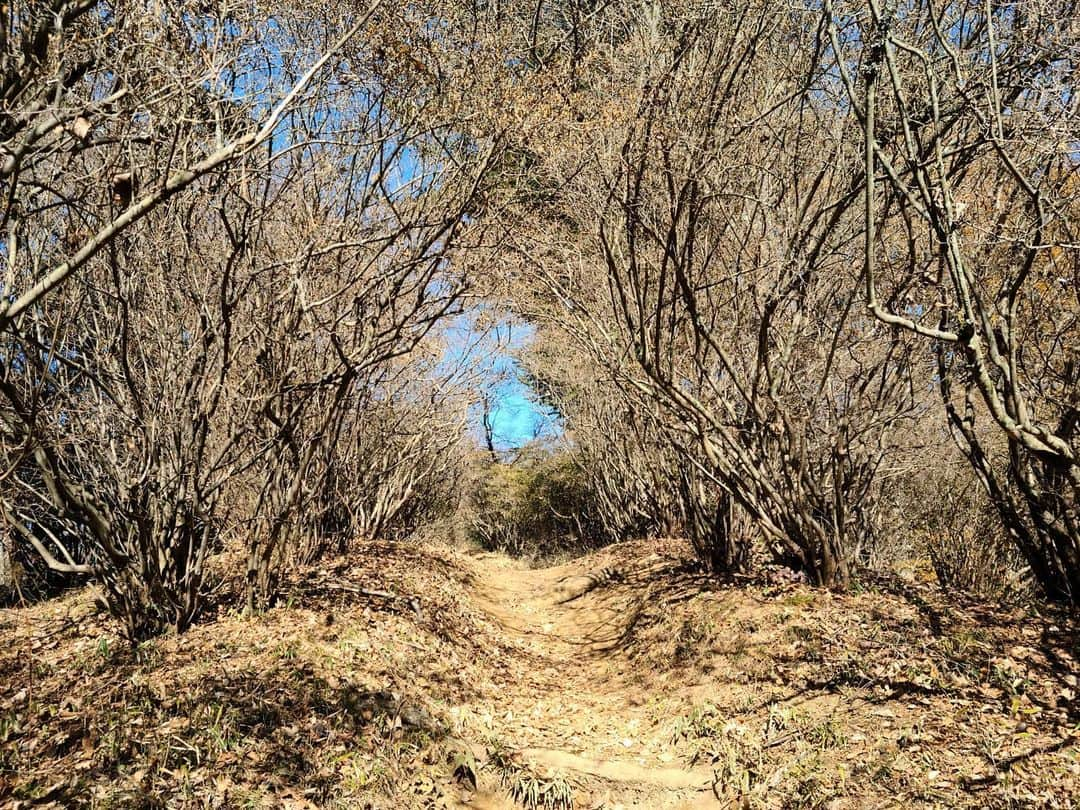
[928, 517, 1027, 600]
[889, 453, 1030, 599]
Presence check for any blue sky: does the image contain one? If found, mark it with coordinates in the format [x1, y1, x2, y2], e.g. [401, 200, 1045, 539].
[440, 311, 561, 451]
[485, 354, 560, 450]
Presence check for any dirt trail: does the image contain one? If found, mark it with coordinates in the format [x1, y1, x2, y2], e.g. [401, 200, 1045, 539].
[3, 538, 1077, 807]
[455, 550, 718, 809]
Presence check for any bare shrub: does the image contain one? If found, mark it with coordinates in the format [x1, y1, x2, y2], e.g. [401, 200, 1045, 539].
[475, 2, 920, 585]
[893, 450, 1028, 599]
[825, 0, 1080, 600]
[0, 0, 503, 637]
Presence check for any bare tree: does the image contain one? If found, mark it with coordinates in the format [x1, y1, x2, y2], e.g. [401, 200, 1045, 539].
[0, 0, 503, 636]
[825, 0, 1080, 600]
[483, 2, 918, 584]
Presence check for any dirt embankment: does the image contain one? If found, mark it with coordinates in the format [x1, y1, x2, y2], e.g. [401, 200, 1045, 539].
[2, 538, 1079, 808]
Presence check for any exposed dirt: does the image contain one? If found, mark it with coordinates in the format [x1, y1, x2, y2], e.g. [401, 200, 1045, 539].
[2, 538, 1080, 808]
[456, 549, 719, 808]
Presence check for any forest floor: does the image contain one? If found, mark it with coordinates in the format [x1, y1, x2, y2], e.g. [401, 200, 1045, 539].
[2, 537, 1080, 809]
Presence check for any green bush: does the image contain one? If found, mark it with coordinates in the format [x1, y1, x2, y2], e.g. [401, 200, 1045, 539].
[466, 446, 603, 558]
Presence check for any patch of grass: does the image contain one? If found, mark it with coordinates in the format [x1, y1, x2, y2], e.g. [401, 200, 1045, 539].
[672, 701, 739, 746]
[989, 656, 1031, 697]
[0, 708, 22, 745]
[782, 756, 841, 810]
[506, 770, 574, 810]
[804, 716, 846, 750]
[134, 640, 162, 668]
[673, 618, 714, 663]
[339, 750, 393, 795]
[936, 630, 987, 680]
[763, 703, 846, 753]
[783, 592, 817, 608]
[487, 740, 575, 810]
[199, 701, 240, 755]
[784, 623, 816, 642]
[712, 625, 752, 658]
[701, 725, 762, 799]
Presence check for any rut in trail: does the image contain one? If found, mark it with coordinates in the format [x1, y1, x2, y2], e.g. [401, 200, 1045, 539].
[454, 549, 720, 810]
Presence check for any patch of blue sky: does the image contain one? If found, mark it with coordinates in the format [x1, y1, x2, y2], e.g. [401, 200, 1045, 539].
[486, 373, 561, 450]
[439, 309, 562, 452]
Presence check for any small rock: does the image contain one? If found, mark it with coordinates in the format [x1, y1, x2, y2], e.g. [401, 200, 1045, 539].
[399, 702, 445, 734]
